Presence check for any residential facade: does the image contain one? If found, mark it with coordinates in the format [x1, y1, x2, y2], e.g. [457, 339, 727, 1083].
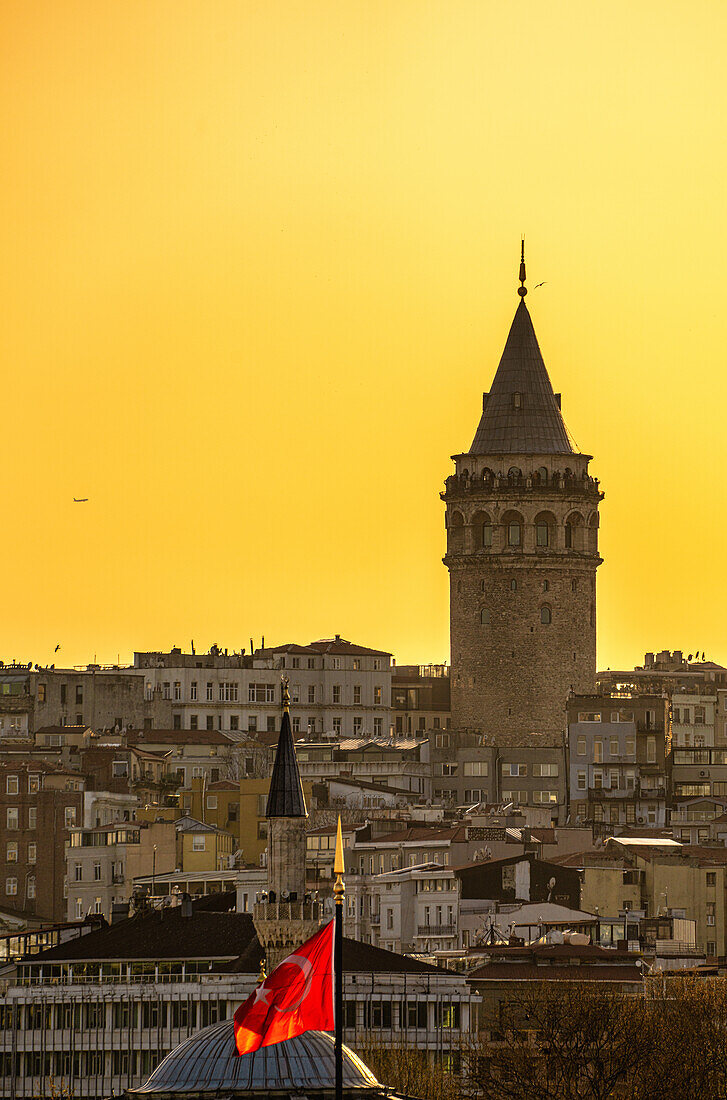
[567, 693, 670, 829]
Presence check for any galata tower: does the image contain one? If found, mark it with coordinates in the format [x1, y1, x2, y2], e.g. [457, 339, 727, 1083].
[442, 246, 604, 740]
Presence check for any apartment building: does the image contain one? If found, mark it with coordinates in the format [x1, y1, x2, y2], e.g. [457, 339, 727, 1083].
[131, 637, 392, 738]
[671, 693, 716, 747]
[346, 863, 459, 954]
[670, 746, 727, 802]
[66, 820, 176, 921]
[0, 761, 85, 922]
[568, 693, 670, 829]
[391, 665, 450, 736]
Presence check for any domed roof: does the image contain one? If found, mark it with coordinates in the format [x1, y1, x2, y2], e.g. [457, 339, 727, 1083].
[127, 1020, 384, 1096]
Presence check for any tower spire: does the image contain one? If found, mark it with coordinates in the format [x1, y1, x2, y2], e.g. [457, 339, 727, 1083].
[518, 238, 527, 298]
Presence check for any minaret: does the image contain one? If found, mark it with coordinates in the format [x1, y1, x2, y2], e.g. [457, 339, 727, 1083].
[253, 679, 321, 969]
[442, 245, 604, 740]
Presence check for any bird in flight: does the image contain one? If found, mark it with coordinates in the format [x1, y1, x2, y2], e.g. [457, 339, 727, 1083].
[55, 644, 61, 653]
[533, 282, 546, 289]
[73, 497, 89, 503]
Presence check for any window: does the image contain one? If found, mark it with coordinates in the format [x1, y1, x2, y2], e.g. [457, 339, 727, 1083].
[174, 682, 181, 701]
[577, 770, 587, 790]
[27, 875, 36, 899]
[28, 774, 40, 793]
[353, 717, 363, 735]
[480, 608, 491, 626]
[540, 605, 552, 625]
[308, 685, 316, 704]
[593, 740, 603, 763]
[5, 878, 17, 896]
[6, 809, 18, 831]
[625, 736, 636, 755]
[373, 658, 382, 670]
[6, 777, 18, 795]
[504, 763, 527, 777]
[533, 790, 558, 804]
[647, 737, 656, 764]
[707, 902, 716, 926]
[6, 843, 17, 863]
[163, 682, 171, 700]
[593, 770, 603, 789]
[206, 715, 214, 730]
[439, 763, 458, 777]
[707, 872, 717, 887]
[536, 522, 549, 547]
[192, 835, 206, 852]
[38, 683, 47, 702]
[75, 685, 83, 705]
[577, 736, 586, 756]
[463, 761, 488, 776]
[435, 733, 450, 749]
[292, 717, 301, 733]
[190, 681, 198, 701]
[307, 718, 316, 734]
[510, 578, 518, 591]
[353, 686, 361, 705]
[74, 862, 83, 881]
[173, 714, 182, 730]
[65, 807, 77, 828]
[374, 686, 382, 705]
[190, 714, 198, 730]
[220, 682, 238, 702]
[533, 762, 558, 777]
[28, 807, 36, 830]
[333, 685, 341, 704]
[28, 843, 36, 864]
[374, 717, 383, 735]
[93, 861, 102, 881]
[112, 760, 129, 778]
[333, 718, 342, 735]
[578, 712, 601, 722]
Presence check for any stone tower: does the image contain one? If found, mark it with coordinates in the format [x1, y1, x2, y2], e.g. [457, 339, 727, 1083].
[442, 248, 604, 740]
[253, 682, 321, 969]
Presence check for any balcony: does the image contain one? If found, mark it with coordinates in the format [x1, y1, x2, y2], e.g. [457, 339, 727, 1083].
[416, 924, 456, 937]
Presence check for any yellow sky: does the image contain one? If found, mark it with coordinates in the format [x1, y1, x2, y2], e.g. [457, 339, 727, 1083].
[2, 1, 726, 671]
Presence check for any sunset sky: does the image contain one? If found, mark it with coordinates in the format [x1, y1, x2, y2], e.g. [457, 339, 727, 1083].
[2, 1, 726, 671]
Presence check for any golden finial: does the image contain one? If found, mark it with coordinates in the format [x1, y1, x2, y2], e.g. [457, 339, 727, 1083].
[257, 958, 267, 984]
[281, 675, 290, 713]
[333, 815, 346, 906]
[518, 238, 527, 298]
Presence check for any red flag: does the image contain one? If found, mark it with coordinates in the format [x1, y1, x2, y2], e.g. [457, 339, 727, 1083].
[234, 919, 335, 1055]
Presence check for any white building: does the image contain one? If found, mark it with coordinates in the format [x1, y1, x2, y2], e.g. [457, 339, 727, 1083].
[131, 637, 393, 739]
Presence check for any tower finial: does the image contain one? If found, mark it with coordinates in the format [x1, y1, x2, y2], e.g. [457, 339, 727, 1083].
[518, 238, 527, 298]
[281, 675, 290, 713]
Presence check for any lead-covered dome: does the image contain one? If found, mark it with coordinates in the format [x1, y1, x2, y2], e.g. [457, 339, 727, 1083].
[127, 1020, 385, 1097]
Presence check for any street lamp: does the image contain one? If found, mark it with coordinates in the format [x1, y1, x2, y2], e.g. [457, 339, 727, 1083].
[152, 845, 157, 899]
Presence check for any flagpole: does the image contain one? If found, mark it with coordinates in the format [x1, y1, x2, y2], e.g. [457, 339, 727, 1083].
[333, 815, 345, 1100]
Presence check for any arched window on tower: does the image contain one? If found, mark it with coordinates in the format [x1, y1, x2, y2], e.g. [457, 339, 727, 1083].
[534, 511, 556, 549]
[588, 512, 600, 553]
[472, 511, 493, 550]
[540, 605, 552, 625]
[502, 510, 524, 549]
[448, 511, 465, 553]
[513, 392, 522, 409]
[535, 466, 548, 485]
[564, 511, 584, 551]
[480, 608, 490, 626]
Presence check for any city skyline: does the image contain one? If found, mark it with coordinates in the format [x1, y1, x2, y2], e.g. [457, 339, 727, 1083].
[3, 2, 726, 671]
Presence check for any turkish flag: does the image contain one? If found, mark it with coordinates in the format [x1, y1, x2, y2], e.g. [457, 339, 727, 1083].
[234, 919, 335, 1054]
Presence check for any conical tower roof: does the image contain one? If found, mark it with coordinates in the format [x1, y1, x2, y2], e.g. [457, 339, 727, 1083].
[265, 707, 307, 818]
[469, 297, 573, 456]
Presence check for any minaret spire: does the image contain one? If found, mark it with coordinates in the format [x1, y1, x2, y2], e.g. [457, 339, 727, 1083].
[518, 238, 527, 298]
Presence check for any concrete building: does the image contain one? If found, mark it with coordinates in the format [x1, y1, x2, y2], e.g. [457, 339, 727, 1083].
[0, 760, 85, 923]
[131, 636, 392, 738]
[670, 746, 727, 803]
[671, 693, 716, 747]
[567, 693, 670, 830]
[442, 253, 603, 740]
[391, 665, 450, 736]
[66, 820, 177, 921]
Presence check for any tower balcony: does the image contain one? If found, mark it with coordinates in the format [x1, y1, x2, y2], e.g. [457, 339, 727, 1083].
[442, 471, 602, 502]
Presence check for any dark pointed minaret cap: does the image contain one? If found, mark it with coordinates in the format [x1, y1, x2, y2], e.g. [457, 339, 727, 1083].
[518, 238, 527, 298]
[265, 678, 307, 818]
